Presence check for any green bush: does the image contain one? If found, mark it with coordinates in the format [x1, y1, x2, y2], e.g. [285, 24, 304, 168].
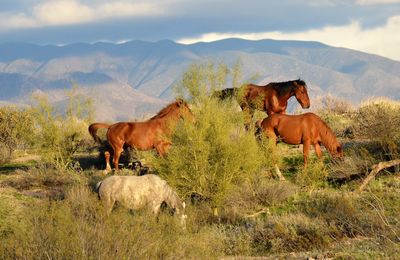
[0, 106, 34, 163]
[140, 62, 275, 213]
[30, 89, 93, 169]
[149, 98, 274, 212]
[295, 160, 328, 189]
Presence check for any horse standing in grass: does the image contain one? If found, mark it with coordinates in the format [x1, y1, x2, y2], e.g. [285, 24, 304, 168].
[89, 99, 194, 172]
[96, 174, 187, 225]
[256, 113, 343, 165]
[214, 79, 310, 129]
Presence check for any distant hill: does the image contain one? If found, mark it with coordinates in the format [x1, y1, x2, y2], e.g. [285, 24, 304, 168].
[1, 38, 399, 120]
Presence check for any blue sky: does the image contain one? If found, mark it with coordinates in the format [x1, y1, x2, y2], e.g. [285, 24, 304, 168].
[0, 0, 399, 60]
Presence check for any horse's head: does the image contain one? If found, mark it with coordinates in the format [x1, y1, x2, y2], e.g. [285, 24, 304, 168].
[176, 99, 195, 122]
[333, 144, 344, 159]
[293, 80, 310, 109]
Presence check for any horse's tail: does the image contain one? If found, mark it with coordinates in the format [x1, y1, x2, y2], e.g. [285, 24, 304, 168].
[88, 123, 111, 144]
[212, 88, 238, 100]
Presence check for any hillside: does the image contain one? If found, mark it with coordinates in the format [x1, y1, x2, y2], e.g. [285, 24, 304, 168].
[1, 38, 400, 120]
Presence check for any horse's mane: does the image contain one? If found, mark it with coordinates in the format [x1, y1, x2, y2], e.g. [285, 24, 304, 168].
[150, 100, 183, 120]
[269, 79, 306, 97]
[164, 186, 184, 212]
[317, 118, 341, 155]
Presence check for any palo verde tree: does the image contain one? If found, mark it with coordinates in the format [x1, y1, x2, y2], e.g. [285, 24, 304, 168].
[30, 86, 93, 169]
[146, 62, 275, 214]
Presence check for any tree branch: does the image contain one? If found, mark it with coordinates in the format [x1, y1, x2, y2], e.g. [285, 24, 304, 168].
[358, 159, 400, 192]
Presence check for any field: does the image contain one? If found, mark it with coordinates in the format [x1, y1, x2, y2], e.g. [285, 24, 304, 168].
[0, 64, 399, 259]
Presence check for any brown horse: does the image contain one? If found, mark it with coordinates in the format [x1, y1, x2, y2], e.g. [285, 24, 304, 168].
[214, 79, 310, 129]
[256, 113, 343, 165]
[89, 99, 194, 172]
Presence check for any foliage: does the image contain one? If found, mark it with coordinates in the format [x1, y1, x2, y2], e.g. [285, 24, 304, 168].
[295, 160, 328, 189]
[30, 88, 93, 169]
[0, 106, 34, 163]
[144, 62, 276, 212]
[149, 98, 275, 211]
[174, 61, 230, 102]
[353, 98, 400, 158]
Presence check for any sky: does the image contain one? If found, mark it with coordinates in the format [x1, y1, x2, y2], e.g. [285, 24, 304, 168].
[0, 0, 399, 61]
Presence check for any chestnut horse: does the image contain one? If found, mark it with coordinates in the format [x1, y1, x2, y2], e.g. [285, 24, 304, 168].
[256, 113, 343, 165]
[89, 99, 194, 172]
[214, 79, 310, 129]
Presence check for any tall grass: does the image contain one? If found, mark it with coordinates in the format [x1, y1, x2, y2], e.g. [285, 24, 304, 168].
[0, 186, 226, 259]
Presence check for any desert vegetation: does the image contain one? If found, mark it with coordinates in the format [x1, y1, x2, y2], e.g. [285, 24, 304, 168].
[0, 62, 399, 259]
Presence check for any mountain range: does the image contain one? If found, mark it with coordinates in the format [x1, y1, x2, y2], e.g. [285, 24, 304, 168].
[1, 38, 399, 120]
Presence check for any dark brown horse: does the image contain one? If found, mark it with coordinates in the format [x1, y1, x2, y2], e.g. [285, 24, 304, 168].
[214, 79, 310, 129]
[89, 99, 194, 172]
[256, 113, 343, 165]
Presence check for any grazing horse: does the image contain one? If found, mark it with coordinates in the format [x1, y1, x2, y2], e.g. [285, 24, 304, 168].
[256, 113, 343, 165]
[89, 99, 194, 172]
[96, 174, 187, 225]
[214, 79, 310, 129]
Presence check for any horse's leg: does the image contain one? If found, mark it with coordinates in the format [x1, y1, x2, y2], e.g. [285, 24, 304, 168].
[104, 151, 112, 174]
[112, 145, 124, 171]
[155, 141, 172, 157]
[314, 143, 323, 159]
[103, 197, 115, 215]
[265, 128, 277, 145]
[303, 141, 311, 166]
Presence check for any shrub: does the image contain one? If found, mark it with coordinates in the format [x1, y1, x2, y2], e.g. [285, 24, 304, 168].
[221, 176, 298, 222]
[314, 95, 354, 137]
[0, 106, 34, 163]
[353, 98, 400, 158]
[149, 98, 274, 212]
[144, 62, 275, 213]
[295, 160, 328, 189]
[250, 213, 333, 254]
[299, 192, 394, 240]
[30, 89, 93, 169]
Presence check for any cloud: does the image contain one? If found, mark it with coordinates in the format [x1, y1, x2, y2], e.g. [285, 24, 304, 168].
[0, 0, 166, 29]
[177, 15, 400, 61]
[355, 0, 400, 5]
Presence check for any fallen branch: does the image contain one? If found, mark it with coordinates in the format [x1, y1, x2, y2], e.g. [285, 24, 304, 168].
[358, 159, 400, 192]
[244, 208, 270, 218]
